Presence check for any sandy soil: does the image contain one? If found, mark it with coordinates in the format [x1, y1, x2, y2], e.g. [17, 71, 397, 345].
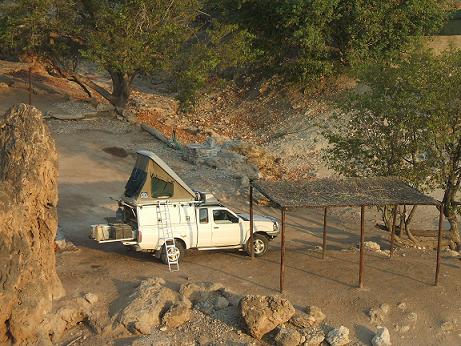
[47, 117, 461, 346]
[1, 64, 460, 345]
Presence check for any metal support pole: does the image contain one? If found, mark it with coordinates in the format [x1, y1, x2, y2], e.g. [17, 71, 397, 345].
[435, 205, 444, 286]
[280, 207, 286, 293]
[359, 205, 365, 288]
[249, 185, 254, 259]
[28, 67, 32, 106]
[390, 204, 398, 258]
[322, 207, 327, 259]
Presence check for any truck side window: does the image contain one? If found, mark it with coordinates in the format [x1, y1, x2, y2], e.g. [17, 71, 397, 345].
[213, 209, 239, 224]
[199, 208, 209, 224]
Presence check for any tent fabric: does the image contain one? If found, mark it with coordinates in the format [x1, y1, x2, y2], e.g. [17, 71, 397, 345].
[252, 177, 439, 208]
[123, 150, 195, 203]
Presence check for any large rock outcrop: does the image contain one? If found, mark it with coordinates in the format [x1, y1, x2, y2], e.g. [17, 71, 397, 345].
[239, 295, 296, 339]
[117, 278, 181, 334]
[0, 104, 64, 344]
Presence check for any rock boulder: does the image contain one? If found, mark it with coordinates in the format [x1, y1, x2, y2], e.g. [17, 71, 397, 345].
[179, 281, 230, 314]
[0, 104, 64, 344]
[273, 326, 303, 346]
[239, 295, 295, 339]
[118, 278, 179, 334]
[326, 326, 350, 346]
[303, 328, 325, 346]
[162, 300, 192, 329]
[305, 305, 326, 325]
[371, 326, 391, 346]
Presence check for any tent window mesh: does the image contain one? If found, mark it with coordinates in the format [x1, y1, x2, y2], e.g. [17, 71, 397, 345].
[124, 168, 147, 198]
[151, 176, 174, 198]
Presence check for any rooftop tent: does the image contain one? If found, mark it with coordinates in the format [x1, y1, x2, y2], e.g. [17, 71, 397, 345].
[124, 150, 195, 203]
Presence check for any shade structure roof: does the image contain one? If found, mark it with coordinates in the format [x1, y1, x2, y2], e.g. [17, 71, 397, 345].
[252, 177, 439, 208]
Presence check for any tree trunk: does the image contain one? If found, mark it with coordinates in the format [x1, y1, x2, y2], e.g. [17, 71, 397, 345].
[50, 61, 113, 103]
[382, 205, 393, 232]
[442, 174, 461, 249]
[444, 201, 460, 250]
[448, 216, 460, 250]
[109, 70, 136, 108]
[47, 58, 135, 109]
[399, 205, 406, 237]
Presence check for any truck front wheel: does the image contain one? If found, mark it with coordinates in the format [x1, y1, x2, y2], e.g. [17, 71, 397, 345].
[161, 240, 185, 264]
[247, 233, 269, 257]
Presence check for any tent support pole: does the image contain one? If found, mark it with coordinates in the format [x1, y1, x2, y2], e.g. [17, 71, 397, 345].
[390, 204, 398, 259]
[249, 185, 254, 259]
[280, 207, 286, 293]
[359, 206, 365, 288]
[435, 205, 444, 286]
[322, 207, 327, 259]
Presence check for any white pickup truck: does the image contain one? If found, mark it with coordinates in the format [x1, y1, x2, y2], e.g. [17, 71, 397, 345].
[90, 150, 279, 265]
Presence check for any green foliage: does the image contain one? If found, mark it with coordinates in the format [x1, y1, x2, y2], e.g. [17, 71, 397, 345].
[0, 0, 455, 107]
[323, 46, 461, 212]
[0, 0, 254, 107]
[0, 0, 77, 59]
[335, 0, 454, 64]
[218, 0, 454, 82]
[80, 0, 200, 76]
[174, 21, 257, 109]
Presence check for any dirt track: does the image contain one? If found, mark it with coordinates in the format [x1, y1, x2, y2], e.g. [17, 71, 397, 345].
[50, 117, 461, 345]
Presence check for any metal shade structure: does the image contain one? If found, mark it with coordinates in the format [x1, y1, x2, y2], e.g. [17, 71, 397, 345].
[248, 177, 444, 293]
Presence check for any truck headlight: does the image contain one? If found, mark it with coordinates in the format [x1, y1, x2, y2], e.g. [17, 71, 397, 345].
[273, 222, 279, 232]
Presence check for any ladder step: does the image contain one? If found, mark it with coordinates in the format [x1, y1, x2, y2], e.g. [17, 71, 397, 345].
[157, 203, 179, 272]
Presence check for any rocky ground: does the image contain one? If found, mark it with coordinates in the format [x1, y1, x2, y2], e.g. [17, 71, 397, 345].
[47, 109, 461, 346]
[1, 61, 461, 346]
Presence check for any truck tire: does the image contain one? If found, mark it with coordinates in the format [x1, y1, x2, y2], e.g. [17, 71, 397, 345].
[247, 233, 269, 257]
[161, 240, 185, 264]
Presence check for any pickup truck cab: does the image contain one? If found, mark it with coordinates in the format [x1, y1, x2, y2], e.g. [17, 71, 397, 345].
[90, 150, 279, 265]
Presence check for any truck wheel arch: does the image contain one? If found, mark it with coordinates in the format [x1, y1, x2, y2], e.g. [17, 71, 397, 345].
[253, 232, 271, 240]
[174, 238, 187, 250]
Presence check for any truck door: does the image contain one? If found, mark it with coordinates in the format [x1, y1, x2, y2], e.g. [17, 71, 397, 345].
[211, 208, 242, 246]
[196, 207, 212, 247]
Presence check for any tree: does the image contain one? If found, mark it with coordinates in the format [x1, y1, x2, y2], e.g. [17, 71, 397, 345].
[0, 0, 78, 61]
[0, 0, 204, 108]
[173, 20, 256, 109]
[78, 0, 201, 108]
[324, 46, 461, 249]
[0, 0, 254, 108]
[217, 0, 454, 81]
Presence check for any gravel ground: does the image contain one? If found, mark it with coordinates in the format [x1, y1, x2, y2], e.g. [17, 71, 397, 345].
[131, 309, 260, 346]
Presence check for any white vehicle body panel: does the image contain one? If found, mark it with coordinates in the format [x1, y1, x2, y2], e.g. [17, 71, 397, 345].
[134, 202, 278, 252]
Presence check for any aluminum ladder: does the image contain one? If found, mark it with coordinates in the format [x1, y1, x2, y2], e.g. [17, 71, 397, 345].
[156, 202, 179, 272]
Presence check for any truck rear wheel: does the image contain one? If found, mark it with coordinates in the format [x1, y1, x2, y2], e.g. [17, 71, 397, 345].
[247, 233, 269, 257]
[160, 240, 185, 264]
